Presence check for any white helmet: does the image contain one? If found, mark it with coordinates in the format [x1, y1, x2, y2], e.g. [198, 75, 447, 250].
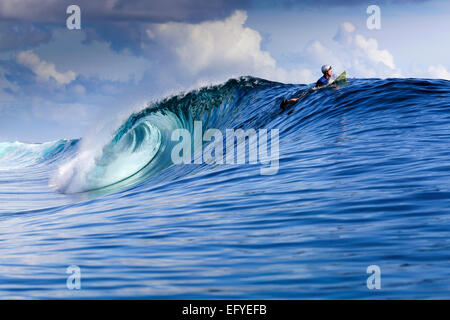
[321, 65, 332, 74]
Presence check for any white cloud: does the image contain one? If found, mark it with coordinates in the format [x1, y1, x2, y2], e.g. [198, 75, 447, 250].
[148, 11, 275, 74]
[298, 22, 400, 79]
[16, 50, 76, 85]
[302, 40, 343, 73]
[353, 34, 395, 70]
[333, 22, 355, 46]
[146, 10, 312, 84]
[333, 22, 399, 77]
[428, 65, 450, 80]
[37, 30, 152, 83]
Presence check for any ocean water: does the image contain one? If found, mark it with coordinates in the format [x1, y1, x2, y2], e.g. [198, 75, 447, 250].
[1, 77, 450, 299]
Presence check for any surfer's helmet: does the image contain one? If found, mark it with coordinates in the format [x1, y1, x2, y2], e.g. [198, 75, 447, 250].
[321, 65, 332, 74]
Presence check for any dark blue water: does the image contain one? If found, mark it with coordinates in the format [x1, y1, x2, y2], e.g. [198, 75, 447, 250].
[1, 77, 450, 299]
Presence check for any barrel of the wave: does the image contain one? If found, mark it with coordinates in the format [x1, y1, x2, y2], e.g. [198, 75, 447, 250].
[51, 118, 166, 193]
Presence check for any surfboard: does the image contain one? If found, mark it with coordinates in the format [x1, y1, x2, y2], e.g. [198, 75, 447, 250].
[332, 70, 347, 85]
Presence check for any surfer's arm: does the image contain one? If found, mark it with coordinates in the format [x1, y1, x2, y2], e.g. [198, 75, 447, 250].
[314, 80, 324, 88]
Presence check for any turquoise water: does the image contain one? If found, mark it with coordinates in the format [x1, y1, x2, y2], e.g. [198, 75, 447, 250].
[1, 77, 450, 299]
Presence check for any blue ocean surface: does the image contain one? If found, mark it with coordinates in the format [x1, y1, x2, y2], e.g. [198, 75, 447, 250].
[0, 77, 449, 299]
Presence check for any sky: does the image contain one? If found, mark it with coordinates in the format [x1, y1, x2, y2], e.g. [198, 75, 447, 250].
[0, 0, 449, 142]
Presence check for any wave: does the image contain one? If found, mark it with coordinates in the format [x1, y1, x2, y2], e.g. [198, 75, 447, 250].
[51, 77, 283, 193]
[2, 76, 449, 193]
[0, 139, 78, 170]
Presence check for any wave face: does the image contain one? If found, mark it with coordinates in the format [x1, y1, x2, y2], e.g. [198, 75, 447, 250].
[51, 77, 281, 193]
[1, 76, 450, 299]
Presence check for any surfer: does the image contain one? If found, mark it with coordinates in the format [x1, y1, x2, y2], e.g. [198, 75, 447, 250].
[280, 65, 333, 109]
[315, 65, 332, 88]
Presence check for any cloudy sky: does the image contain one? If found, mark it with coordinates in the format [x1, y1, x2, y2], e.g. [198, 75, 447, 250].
[1, 0, 449, 142]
